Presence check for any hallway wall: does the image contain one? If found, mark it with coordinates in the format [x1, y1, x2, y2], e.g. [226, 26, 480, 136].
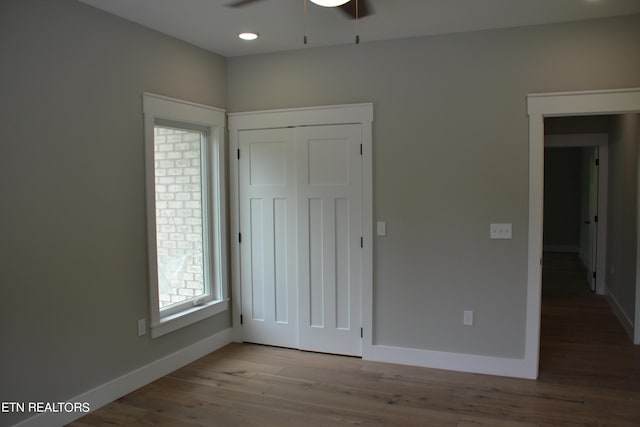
[606, 114, 640, 335]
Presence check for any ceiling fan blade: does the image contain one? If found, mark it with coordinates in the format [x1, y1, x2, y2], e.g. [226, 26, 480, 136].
[338, 0, 373, 19]
[226, 0, 267, 8]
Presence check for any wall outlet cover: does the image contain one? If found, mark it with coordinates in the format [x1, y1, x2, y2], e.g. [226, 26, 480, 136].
[463, 310, 474, 326]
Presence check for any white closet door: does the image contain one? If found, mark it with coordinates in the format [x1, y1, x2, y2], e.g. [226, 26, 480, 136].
[297, 124, 363, 356]
[238, 128, 298, 348]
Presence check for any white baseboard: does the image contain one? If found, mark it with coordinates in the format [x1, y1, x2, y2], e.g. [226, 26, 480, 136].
[605, 288, 634, 340]
[364, 344, 535, 380]
[14, 328, 233, 427]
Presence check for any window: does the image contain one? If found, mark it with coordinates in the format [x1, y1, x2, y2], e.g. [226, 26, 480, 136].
[143, 93, 227, 338]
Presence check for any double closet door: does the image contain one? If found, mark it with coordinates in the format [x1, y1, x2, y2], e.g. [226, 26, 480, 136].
[238, 124, 363, 356]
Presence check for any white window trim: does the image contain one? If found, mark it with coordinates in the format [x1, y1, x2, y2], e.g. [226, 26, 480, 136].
[143, 92, 228, 338]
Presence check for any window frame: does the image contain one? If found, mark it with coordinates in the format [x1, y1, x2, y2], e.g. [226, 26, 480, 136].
[143, 93, 228, 338]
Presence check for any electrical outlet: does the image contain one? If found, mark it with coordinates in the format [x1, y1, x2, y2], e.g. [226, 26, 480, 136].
[463, 310, 474, 326]
[137, 319, 146, 336]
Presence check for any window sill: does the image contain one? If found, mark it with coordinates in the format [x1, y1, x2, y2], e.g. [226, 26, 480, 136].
[151, 299, 229, 338]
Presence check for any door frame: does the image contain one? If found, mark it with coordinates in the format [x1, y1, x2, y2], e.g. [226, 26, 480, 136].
[526, 88, 640, 378]
[228, 103, 374, 353]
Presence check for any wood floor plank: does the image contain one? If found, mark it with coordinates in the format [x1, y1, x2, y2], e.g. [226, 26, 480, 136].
[69, 253, 640, 426]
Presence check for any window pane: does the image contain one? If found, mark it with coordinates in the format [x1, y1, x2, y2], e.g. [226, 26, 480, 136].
[153, 126, 206, 309]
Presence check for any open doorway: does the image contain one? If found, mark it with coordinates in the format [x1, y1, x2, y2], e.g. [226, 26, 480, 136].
[538, 116, 625, 386]
[524, 88, 640, 380]
[543, 116, 610, 293]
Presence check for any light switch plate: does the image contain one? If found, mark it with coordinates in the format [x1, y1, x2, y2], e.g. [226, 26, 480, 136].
[377, 221, 386, 236]
[490, 223, 512, 239]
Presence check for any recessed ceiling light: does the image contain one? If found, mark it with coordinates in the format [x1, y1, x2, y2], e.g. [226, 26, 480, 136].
[238, 32, 259, 41]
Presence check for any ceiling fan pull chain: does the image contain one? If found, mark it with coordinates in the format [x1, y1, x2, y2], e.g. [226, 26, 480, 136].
[355, 0, 360, 44]
[304, 0, 309, 44]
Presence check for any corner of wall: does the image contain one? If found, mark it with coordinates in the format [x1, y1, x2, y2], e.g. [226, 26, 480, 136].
[14, 328, 233, 427]
[605, 287, 634, 341]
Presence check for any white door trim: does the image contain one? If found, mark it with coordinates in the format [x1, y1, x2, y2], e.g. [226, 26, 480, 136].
[228, 103, 374, 353]
[527, 88, 640, 377]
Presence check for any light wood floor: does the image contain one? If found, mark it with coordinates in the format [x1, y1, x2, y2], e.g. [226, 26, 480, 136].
[71, 253, 640, 426]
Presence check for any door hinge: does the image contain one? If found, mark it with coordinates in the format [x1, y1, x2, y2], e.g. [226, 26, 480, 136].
[595, 158, 599, 166]
[240, 314, 243, 325]
[239, 232, 242, 243]
[594, 215, 598, 223]
[593, 271, 597, 279]
[360, 144, 363, 155]
[237, 149, 240, 160]
[360, 327, 363, 338]
[360, 237, 363, 248]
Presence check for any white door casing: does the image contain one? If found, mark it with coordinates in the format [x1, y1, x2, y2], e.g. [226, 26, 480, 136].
[527, 88, 640, 376]
[229, 103, 374, 357]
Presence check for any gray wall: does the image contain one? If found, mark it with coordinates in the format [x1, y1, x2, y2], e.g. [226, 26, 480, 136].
[228, 14, 640, 357]
[2, 1, 640, 424]
[606, 114, 639, 323]
[543, 148, 582, 251]
[0, 1, 228, 425]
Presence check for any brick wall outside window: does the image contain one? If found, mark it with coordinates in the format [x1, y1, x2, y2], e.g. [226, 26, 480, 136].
[153, 127, 205, 308]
